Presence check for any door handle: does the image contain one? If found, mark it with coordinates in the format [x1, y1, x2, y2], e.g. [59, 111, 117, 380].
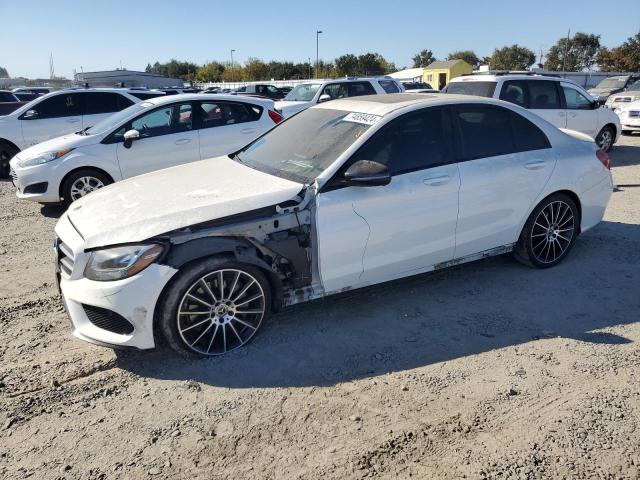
[241, 128, 257, 134]
[423, 174, 450, 186]
[569, 112, 577, 117]
[525, 160, 545, 170]
[66, 118, 80, 123]
[174, 138, 191, 145]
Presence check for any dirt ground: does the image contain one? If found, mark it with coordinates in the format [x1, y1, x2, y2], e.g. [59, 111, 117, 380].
[0, 135, 639, 480]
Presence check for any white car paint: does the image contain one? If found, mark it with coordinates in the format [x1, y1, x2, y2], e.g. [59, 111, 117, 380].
[275, 77, 404, 118]
[0, 88, 142, 151]
[613, 101, 640, 133]
[10, 94, 279, 203]
[445, 74, 621, 150]
[55, 93, 612, 351]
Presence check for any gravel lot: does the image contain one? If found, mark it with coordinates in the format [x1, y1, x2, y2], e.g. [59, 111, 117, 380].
[1, 135, 639, 480]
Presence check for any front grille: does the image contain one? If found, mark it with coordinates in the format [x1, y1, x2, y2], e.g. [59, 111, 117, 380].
[629, 111, 640, 118]
[10, 168, 19, 189]
[57, 240, 75, 277]
[83, 305, 134, 335]
[614, 97, 632, 103]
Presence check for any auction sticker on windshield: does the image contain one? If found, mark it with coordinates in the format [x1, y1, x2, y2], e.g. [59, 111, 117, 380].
[342, 112, 382, 126]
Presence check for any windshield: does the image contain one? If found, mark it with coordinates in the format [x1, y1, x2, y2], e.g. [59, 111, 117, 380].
[84, 102, 152, 136]
[627, 80, 640, 91]
[596, 77, 627, 89]
[442, 81, 497, 97]
[235, 108, 376, 184]
[284, 84, 321, 102]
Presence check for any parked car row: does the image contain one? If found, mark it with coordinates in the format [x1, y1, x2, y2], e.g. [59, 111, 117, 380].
[443, 73, 621, 151]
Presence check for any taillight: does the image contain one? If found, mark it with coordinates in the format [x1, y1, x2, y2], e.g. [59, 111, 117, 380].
[268, 110, 283, 124]
[596, 149, 610, 170]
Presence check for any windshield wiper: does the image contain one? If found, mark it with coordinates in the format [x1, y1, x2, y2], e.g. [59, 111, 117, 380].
[75, 126, 91, 136]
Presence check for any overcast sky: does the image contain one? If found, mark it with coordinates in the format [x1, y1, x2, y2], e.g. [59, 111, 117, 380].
[1, 0, 639, 78]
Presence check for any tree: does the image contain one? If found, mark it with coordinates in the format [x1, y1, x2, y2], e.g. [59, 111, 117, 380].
[597, 31, 640, 72]
[447, 50, 480, 69]
[145, 59, 199, 79]
[196, 62, 225, 82]
[412, 49, 436, 68]
[545, 32, 601, 71]
[243, 57, 270, 81]
[488, 44, 536, 70]
[335, 54, 359, 76]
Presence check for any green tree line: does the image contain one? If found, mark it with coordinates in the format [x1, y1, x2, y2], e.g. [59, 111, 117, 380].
[143, 30, 639, 82]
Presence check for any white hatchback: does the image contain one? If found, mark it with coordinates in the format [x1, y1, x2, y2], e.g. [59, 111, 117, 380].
[10, 94, 282, 205]
[444, 74, 621, 151]
[53, 93, 612, 356]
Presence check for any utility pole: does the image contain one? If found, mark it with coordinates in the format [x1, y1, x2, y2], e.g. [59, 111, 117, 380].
[316, 30, 322, 79]
[562, 29, 571, 73]
[231, 49, 236, 82]
[308, 57, 311, 79]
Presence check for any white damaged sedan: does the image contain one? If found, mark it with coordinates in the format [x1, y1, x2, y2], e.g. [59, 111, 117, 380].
[54, 93, 613, 356]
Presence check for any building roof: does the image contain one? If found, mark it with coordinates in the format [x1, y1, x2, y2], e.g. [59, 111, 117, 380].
[425, 60, 469, 70]
[388, 68, 424, 81]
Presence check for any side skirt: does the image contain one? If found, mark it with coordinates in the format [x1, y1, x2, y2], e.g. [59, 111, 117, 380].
[282, 243, 515, 307]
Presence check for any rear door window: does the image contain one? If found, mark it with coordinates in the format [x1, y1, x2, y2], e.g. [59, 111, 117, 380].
[443, 81, 497, 97]
[83, 92, 133, 115]
[527, 80, 561, 109]
[350, 107, 452, 175]
[378, 79, 400, 94]
[198, 102, 262, 129]
[453, 105, 515, 160]
[499, 80, 529, 107]
[347, 81, 376, 97]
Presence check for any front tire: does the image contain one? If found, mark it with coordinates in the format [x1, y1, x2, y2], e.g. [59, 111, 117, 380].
[514, 193, 579, 268]
[158, 257, 271, 358]
[61, 169, 112, 206]
[0, 142, 19, 178]
[595, 126, 615, 152]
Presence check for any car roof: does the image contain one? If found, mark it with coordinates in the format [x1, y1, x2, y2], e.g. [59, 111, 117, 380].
[450, 73, 563, 83]
[140, 93, 274, 107]
[313, 93, 506, 116]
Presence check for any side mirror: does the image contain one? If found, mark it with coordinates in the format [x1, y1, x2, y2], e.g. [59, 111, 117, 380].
[318, 94, 332, 103]
[343, 160, 390, 187]
[123, 129, 140, 149]
[22, 109, 39, 120]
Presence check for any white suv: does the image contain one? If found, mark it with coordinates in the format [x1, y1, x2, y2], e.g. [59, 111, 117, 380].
[0, 88, 151, 175]
[444, 74, 621, 151]
[275, 77, 404, 117]
[10, 94, 282, 205]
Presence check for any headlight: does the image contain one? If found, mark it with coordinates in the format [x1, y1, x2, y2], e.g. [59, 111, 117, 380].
[18, 148, 73, 168]
[84, 244, 164, 281]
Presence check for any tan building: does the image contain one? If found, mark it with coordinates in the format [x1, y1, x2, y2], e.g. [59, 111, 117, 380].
[423, 60, 473, 90]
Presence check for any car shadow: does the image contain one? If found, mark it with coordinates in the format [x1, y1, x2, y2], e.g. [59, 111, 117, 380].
[115, 220, 640, 389]
[40, 203, 66, 218]
[611, 142, 640, 168]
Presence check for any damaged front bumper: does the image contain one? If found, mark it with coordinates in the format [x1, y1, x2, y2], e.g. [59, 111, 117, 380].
[55, 213, 177, 350]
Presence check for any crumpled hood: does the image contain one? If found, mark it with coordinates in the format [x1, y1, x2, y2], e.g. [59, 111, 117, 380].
[65, 156, 304, 249]
[13, 133, 101, 161]
[274, 100, 311, 117]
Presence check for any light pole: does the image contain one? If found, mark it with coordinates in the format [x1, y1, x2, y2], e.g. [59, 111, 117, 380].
[230, 49, 236, 83]
[316, 30, 322, 79]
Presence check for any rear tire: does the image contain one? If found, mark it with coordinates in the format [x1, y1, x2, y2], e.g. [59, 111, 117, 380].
[514, 193, 579, 269]
[158, 257, 272, 358]
[595, 126, 615, 152]
[0, 142, 19, 178]
[61, 169, 112, 207]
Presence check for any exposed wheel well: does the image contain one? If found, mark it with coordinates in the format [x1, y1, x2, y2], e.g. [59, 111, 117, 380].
[0, 138, 20, 153]
[601, 123, 617, 138]
[152, 251, 284, 337]
[58, 167, 115, 198]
